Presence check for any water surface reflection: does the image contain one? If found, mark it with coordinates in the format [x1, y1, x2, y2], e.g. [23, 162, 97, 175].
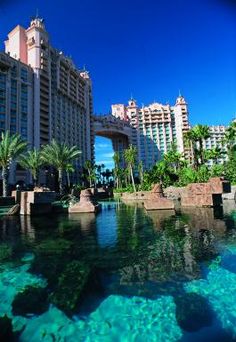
[0, 201, 236, 341]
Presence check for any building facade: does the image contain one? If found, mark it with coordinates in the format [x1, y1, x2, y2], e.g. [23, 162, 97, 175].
[111, 96, 191, 169]
[203, 125, 227, 165]
[0, 52, 34, 183]
[3, 18, 94, 184]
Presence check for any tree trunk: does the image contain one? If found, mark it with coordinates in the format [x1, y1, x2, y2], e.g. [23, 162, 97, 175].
[130, 165, 136, 192]
[58, 168, 63, 195]
[88, 170, 92, 187]
[67, 171, 70, 188]
[33, 170, 38, 188]
[2, 166, 8, 197]
[199, 140, 204, 165]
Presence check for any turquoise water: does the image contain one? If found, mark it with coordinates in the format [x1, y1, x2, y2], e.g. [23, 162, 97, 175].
[1, 201, 236, 341]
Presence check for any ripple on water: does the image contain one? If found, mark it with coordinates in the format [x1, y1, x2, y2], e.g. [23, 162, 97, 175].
[20, 295, 182, 342]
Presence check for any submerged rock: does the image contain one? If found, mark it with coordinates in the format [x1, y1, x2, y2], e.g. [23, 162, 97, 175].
[35, 238, 73, 256]
[0, 243, 12, 262]
[12, 286, 49, 316]
[50, 261, 90, 315]
[174, 292, 213, 332]
[0, 315, 14, 341]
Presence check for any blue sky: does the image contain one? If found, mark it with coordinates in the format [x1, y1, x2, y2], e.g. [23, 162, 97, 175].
[1, 0, 236, 169]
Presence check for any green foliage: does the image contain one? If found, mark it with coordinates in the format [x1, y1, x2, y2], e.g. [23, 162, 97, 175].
[224, 120, 236, 156]
[184, 124, 210, 166]
[0, 131, 27, 168]
[176, 167, 198, 186]
[0, 131, 27, 196]
[41, 140, 81, 194]
[210, 164, 224, 177]
[195, 165, 210, 183]
[20, 148, 44, 186]
[124, 145, 137, 192]
[225, 157, 236, 184]
[204, 147, 225, 164]
[42, 140, 81, 170]
[113, 185, 134, 193]
[164, 142, 185, 171]
[84, 160, 96, 187]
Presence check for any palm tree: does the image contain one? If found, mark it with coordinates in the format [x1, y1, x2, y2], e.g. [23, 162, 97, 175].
[104, 168, 112, 184]
[224, 121, 236, 158]
[154, 160, 169, 185]
[84, 160, 95, 187]
[41, 140, 81, 195]
[101, 163, 105, 184]
[138, 161, 144, 186]
[0, 131, 27, 196]
[19, 148, 44, 187]
[184, 125, 210, 167]
[204, 147, 225, 164]
[164, 142, 183, 171]
[124, 145, 137, 192]
[184, 130, 198, 168]
[192, 124, 210, 165]
[65, 163, 75, 189]
[113, 152, 121, 188]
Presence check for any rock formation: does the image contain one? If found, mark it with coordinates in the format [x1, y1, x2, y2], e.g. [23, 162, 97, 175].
[144, 184, 175, 210]
[68, 189, 101, 213]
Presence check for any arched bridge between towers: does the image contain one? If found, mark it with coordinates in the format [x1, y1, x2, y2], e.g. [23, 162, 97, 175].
[93, 115, 133, 163]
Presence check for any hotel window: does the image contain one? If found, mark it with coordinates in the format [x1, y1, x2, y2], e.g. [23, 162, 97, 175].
[21, 68, 28, 82]
[10, 125, 16, 133]
[11, 66, 17, 78]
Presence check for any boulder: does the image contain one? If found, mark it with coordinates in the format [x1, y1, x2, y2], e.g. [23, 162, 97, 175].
[144, 184, 175, 210]
[50, 261, 91, 315]
[181, 177, 230, 207]
[69, 189, 101, 213]
[0, 243, 12, 261]
[12, 286, 49, 316]
[0, 315, 14, 341]
[174, 293, 213, 332]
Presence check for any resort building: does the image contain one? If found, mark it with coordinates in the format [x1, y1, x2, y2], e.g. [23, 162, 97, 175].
[4, 17, 94, 179]
[111, 95, 192, 169]
[0, 52, 34, 183]
[203, 125, 227, 165]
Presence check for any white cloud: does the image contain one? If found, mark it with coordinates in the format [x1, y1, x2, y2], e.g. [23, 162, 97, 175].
[95, 143, 110, 149]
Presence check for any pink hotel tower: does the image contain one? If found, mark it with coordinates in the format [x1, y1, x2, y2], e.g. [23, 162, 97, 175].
[3, 17, 94, 174]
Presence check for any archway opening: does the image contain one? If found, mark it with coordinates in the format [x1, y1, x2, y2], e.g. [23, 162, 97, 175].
[95, 136, 114, 186]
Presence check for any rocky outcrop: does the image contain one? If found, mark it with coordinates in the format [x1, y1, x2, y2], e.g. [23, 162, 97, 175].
[50, 261, 91, 315]
[181, 177, 231, 207]
[222, 185, 236, 201]
[164, 186, 185, 200]
[68, 189, 101, 213]
[144, 184, 175, 210]
[20, 190, 56, 215]
[12, 286, 49, 316]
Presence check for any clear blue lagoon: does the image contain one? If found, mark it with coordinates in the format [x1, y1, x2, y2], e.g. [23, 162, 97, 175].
[1, 201, 236, 341]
